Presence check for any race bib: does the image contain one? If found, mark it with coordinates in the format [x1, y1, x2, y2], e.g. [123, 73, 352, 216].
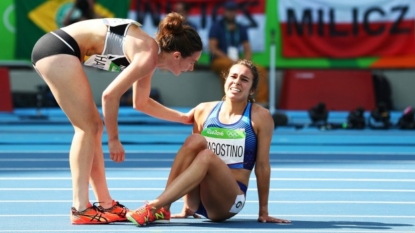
[201, 127, 246, 165]
[83, 55, 123, 72]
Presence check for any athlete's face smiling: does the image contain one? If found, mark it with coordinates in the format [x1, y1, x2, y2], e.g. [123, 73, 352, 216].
[168, 51, 201, 76]
[224, 64, 254, 101]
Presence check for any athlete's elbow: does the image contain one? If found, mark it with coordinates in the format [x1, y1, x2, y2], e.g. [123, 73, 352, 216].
[133, 101, 143, 111]
[255, 163, 270, 175]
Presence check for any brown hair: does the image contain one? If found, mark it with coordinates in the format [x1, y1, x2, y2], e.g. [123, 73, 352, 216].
[221, 59, 259, 103]
[156, 12, 202, 57]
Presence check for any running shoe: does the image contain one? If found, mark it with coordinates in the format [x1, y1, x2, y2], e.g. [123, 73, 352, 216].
[126, 204, 155, 226]
[70, 203, 118, 224]
[101, 200, 129, 222]
[153, 207, 171, 223]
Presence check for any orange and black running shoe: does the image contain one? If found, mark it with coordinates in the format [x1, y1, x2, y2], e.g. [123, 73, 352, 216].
[70, 203, 118, 224]
[101, 200, 129, 222]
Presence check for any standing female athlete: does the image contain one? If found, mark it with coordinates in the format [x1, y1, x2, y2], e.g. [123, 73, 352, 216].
[126, 59, 290, 226]
[31, 13, 203, 224]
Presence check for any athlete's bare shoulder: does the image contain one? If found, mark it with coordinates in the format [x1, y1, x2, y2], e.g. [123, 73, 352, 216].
[194, 101, 219, 125]
[126, 24, 158, 54]
[251, 103, 274, 132]
[195, 101, 219, 114]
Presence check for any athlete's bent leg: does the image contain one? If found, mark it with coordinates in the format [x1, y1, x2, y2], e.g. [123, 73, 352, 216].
[162, 134, 207, 211]
[34, 55, 104, 212]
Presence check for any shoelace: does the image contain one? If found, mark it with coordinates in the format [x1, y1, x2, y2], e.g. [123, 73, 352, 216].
[111, 201, 128, 217]
[72, 203, 107, 222]
[114, 201, 128, 209]
[134, 205, 149, 215]
[92, 202, 107, 212]
[90, 203, 107, 222]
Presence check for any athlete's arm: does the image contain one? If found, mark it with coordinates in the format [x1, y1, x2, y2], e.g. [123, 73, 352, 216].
[253, 106, 273, 221]
[192, 102, 218, 134]
[132, 76, 193, 124]
[102, 39, 157, 162]
[192, 102, 207, 134]
[253, 105, 291, 224]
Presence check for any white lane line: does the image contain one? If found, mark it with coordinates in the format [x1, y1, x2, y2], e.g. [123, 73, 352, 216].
[0, 188, 415, 192]
[0, 158, 173, 162]
[0, 177, 414, 182]
[0, 230, 413, 233]
[0, 200, 414, 204]
[0, 168, 169, 171]
[1, 168, 415, 172]
[0, 214, 414, 218]
[1, 150, 415, 155]
[1, 158, 415, 164]
[272, 168, 415, 173]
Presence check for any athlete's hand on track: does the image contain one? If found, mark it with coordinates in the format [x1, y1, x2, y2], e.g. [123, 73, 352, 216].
[171, 208, 201, 219]
[258, 215, 291, 223]
[108, 139, 125, 162]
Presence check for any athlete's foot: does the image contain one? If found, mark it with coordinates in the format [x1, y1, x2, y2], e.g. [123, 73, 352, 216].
[126, 204, 155, 226]
[70, 203, 118, 224]
[100, 200, 129, 222]
[153, 207, 171, 223]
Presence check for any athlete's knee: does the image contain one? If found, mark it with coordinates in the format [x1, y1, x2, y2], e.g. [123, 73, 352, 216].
[183, 134, 207, 153]
[96, 119, 104, 135]
[194, 149, 217, 166]
[74, 117, 103, 136]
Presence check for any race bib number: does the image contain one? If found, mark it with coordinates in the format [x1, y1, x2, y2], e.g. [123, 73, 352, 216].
[83, 55, 122, 72]
[201, 127, 246, 165]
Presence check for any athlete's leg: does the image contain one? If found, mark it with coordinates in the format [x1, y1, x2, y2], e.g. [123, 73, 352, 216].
[161, 134, 207, 211]
[34, 55, 105, 211]
[197, 170, 244, 221]
[171, 186, 201, 218]
[147, 146, 242, 221]
[89, 121, 113, 208]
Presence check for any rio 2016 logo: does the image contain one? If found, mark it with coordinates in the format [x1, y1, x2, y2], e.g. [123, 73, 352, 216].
[226, 131, 239, 138]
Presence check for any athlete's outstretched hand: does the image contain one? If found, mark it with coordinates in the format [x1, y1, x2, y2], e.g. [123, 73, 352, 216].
[182, 107, 195, 125]
[108, 139, 125, 162]
[171, 208, 201, 219]
[258, 215, 291, 223]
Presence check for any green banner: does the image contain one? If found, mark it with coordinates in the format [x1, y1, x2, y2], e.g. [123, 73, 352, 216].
[15, 0, 130, 61]
[0, 0, 16, 60]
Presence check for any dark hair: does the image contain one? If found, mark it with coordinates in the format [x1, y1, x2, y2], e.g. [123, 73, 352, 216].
[156, 12, 202, 58]
[221, 59, 259, 103]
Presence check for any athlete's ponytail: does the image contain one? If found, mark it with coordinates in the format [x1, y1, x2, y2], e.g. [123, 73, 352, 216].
[156, 12, 202, 58]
